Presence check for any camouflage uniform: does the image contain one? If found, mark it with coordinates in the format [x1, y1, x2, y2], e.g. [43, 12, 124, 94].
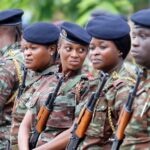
[10, 65, 57, 150]
[27, 70, 89, 146]
[75, 65, 134, 150]
[0, 42, 24, 150]
[121, 69, 150, 150]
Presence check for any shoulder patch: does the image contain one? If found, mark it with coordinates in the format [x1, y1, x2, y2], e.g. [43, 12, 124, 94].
[112, 79, 125, 90]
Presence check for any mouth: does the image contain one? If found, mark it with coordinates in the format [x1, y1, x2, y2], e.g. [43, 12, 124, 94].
[25, 59, 33, 64]
[90, 59, 103, 64]
[69, 60, 80, 65]
[131, 50, 139, 57]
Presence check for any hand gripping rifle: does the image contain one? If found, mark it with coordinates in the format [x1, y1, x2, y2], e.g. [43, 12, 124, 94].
[66, 72, 109, 150]
[29, 75, 64, 149]
[17, 66, 27, 99]
[111, 68, 143, 150]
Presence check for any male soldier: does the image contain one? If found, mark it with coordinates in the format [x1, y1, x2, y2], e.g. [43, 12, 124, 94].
[0, 9, 23, 58]
[120, 8, 150, 149]
[0, 9, 24, 149]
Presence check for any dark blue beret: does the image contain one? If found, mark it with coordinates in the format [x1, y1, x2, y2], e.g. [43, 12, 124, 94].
[0, 9, 24, 25]
[86, 15, 131, 59]
[131, 9, 150, 28]
[23, 22, 60, 45]
[86, 15, 130, 40]
[60, 21, 91, 45]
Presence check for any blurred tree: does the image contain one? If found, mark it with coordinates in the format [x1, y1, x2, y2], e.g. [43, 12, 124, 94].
[0, 0, 149, 25]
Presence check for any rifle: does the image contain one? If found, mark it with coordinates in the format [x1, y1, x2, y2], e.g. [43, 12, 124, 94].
[17, 66, 27, 99]
[111, 68, 143, 150]
[66, 72, 109, 150]
[29, 74, 64, 149]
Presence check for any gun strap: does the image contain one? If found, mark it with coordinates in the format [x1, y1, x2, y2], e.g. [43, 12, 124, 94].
[60, 74, 84, 95]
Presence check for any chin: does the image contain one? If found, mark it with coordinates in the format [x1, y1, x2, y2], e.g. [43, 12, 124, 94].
[25, 65, 35, 71]
[92, 64, 102, 70]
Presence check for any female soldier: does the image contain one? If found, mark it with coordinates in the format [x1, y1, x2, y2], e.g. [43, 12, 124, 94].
[36, 14, 134, 150]
[10, 22, 60, 150]
[121, 9, 150, 150]
[18, 22, 91, 149]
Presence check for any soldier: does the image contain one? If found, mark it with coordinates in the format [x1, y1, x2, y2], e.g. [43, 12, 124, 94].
[0, 9, 23, 58]
[37, 14, 135, 150]
[18, 21, 91, 150]
[120, 9, 150, 149]
[10, 22, 60, 150]
[0, 9, 24, 149]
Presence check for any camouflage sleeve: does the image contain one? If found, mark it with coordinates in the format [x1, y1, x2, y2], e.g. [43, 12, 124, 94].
[0, 61, 18, 109]
[75, 79, 97, 117]
[114, 84, 131, 112]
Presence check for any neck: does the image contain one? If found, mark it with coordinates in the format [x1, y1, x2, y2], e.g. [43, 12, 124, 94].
[108, 59, 123, 74]
[62, 68, 80, 78]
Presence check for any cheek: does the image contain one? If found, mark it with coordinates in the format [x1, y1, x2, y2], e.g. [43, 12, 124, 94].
[33, 51, 50, 66]
[142, 43, 150, 56]
[102, 50, 119, 65]
[60, 51, 68, 65]
[79, 53, 87, 63]
[88, 52, 92, 60]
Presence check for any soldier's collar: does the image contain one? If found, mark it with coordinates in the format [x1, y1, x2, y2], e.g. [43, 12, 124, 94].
[0, 42, 20, 56]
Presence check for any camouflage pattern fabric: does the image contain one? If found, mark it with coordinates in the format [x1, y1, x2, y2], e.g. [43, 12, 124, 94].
[10, 65, 57, 149]
[0, 43, 24, 150]
[75, 65, 134, 150]
[121, 69, 150, 150]
[28, 70, 90, 146]
[0, 42, 22, 59]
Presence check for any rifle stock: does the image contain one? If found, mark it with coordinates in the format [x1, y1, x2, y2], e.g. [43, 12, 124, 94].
[111, 68, 143, 150]
[29, 75, 64, 149]
[66, 72, 109, 150]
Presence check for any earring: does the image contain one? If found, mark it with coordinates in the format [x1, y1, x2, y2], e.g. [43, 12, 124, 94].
[119, 52, 123, 56]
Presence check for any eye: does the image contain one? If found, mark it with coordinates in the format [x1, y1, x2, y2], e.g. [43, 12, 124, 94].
[89, 45, 95, 51]
[99, 45, 107, 50]
[22, 46, 28, 51]
[65, 46, 72, 51]
[31, 46, 37, 50]
[140, 34, 146, 39]
[132, 34, 136, 39]
[78, 48, 86, 53]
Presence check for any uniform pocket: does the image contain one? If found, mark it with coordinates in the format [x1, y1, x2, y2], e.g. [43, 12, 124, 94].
[86, 99, 108, 137]
[47, 104, 75, 129]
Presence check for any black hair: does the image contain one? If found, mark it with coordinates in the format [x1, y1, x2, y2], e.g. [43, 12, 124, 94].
[113, 34, 131, 59]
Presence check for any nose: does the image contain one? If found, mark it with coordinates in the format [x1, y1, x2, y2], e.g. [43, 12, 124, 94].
[71, 49, 78, 58]
[132, 37, 140, 47]
[24, 49, 32, 57]
[90, 47, 100, 56]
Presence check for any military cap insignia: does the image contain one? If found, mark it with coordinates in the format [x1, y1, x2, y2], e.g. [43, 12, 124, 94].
[61, 29, 67, 37]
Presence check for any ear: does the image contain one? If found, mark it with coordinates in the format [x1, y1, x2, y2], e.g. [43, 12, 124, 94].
[118, 51, 123, 57]
[57, 45, 60, 54]
[48, 44, 57, 56]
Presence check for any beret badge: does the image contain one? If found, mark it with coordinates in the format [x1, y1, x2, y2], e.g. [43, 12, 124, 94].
[61, 29, 67, 37]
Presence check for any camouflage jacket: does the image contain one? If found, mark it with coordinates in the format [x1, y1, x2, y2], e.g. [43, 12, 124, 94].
[27, 69, 90, 146]
[0, 42, 24, 147]
[75, 65, 134, 150]
[121, 69, 150, 150]
[10, 65, 57, 147]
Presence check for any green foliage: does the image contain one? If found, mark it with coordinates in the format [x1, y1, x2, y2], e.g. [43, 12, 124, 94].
[0, 0, 149, 25]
